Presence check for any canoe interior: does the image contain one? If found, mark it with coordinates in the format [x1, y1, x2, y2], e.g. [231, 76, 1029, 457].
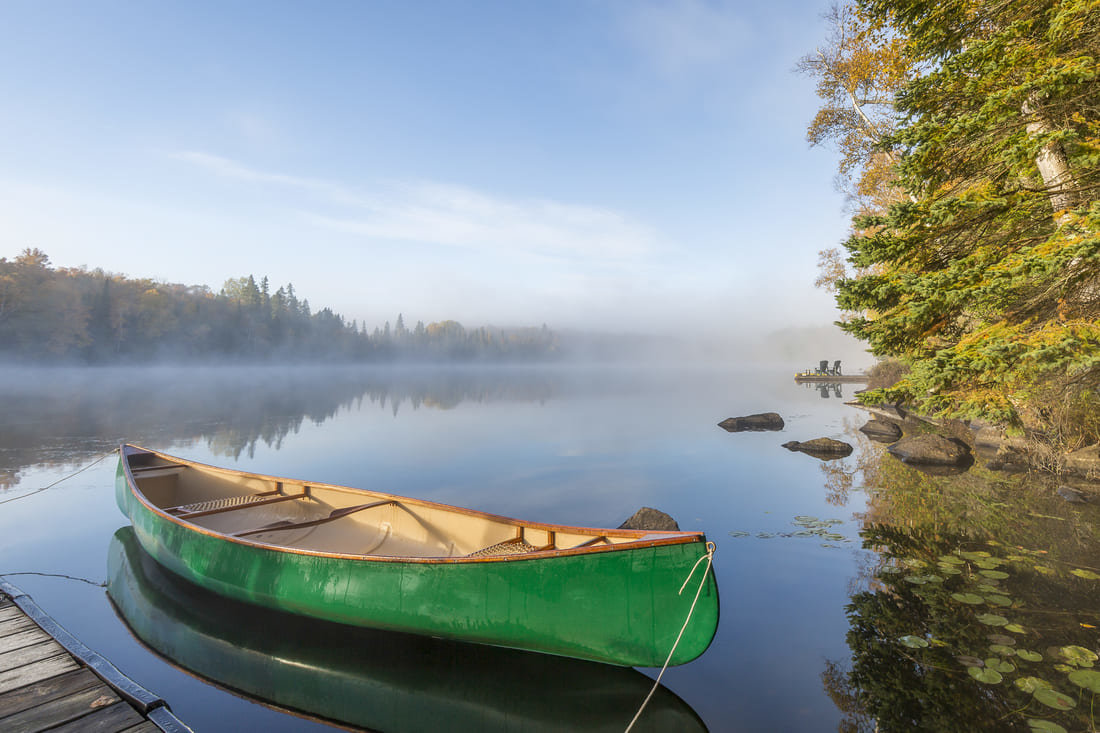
[123, 446, 690, 561]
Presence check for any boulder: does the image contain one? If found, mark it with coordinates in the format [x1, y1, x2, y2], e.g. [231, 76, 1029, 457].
[858, 419, 903, 443]
[782, 438, 853, 460]
[718, 412, 784, 432]
[1065, 444, 1100, 477]
[619, 507, 680, 532]
[887, 434, 972, 467]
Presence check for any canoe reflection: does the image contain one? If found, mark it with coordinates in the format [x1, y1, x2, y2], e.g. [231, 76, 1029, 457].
[107, 527, 707, 732]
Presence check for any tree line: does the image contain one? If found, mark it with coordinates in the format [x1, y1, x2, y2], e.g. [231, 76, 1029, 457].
[801, 0, 1099, 452]
[0, 249, 559, 362]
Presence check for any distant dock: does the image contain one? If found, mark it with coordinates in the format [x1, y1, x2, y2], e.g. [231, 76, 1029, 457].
[0, 580, 191, 732]
[793, 374, 869, 384]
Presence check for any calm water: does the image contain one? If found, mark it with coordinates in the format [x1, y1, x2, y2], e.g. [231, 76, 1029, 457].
[1, 366, 1097, 732]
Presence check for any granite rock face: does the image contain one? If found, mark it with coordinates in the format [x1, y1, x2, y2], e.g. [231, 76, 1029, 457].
[718, 413, 785, 432]
[618, 506, 680, 532]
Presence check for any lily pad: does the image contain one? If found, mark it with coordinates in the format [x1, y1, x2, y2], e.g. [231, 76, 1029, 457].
[1033, 687, 1076, 710]
[938, 565, 962, 575]
[961, 551, 992, 560]
[985, 595, 1013, 607]
[976, 583, 1002, 593]
[901, 558, 926, 568]
[989, 644, 1015, 656]
[1059, 645, 1098, 667]
[1015, 676, 1052, 693]
[985, 657, 1015, 674]
[880, 566, 901, 574]
[898, 635, 930, 648]
[1034, 565, 1057, 576]
[1068, 669, 1100, 693]
[756, 532, 775, 539]
[967, 666, 1002, 684]
[979, 569, 1010, 580]
[1026, 719, 1067, 733]
[728, 531, 750, 538]
[976, 613, 1009, 626]
[975, 558, 1005, 569]
[1070, 568, 1100, 580]
[956, 655, 984, 667]
[987, 634, 1015, 646]
[951, 592, 984, 605]
[823, 533, 847, 541]
[938, 555, 964, 565]
[1017, 650, 1043, 662]
[1004, 623, 1027, 634]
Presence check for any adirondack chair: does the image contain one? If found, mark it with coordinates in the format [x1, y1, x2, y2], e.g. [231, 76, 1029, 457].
[832, 360, 842, 376]
[817, 360, 830, 375]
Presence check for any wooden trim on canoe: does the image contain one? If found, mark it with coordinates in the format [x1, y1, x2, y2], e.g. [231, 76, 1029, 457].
[119, 444, 709, 565]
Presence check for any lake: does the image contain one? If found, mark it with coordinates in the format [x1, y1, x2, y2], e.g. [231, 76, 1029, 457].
[1, 365, 1097, 732]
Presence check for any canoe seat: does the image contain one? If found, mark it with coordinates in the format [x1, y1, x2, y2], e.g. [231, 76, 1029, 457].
[169, 493, 280, 515]
[467, 538, 537, 558]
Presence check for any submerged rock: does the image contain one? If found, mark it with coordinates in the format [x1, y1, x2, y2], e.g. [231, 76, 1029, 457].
[619, 507, 680, 532]
[782, 438, 853, 461]
[1056, 485, 1088, 504]
[718, 413, 784, 432]
[887, 434, 972, 467]
[859, 419, 903, 443]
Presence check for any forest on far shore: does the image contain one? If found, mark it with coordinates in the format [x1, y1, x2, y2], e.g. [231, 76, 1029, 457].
[0, 249, 559, 363]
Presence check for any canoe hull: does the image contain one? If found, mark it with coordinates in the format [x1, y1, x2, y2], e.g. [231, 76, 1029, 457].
[115, 453, 719, 667]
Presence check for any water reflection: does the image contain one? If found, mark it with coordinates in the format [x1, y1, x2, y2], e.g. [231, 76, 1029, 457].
[0, 366, 563, 487]
[825, 427, 1100, 732]
[107, 527, 706, 733]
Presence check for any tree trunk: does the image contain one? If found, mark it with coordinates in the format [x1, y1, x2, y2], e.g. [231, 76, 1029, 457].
[1023, 93, 1078, 220]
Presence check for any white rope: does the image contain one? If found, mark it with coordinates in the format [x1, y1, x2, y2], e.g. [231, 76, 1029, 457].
[625, 541, 716, 733]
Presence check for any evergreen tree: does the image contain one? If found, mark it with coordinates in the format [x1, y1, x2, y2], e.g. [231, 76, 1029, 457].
[837, 0, 1100, 444]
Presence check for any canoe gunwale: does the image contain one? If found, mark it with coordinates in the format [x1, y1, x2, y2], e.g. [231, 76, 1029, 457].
[119, 444, 708, 565]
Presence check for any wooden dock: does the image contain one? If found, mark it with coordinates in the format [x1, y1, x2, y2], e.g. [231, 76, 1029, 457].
[0, 581, 190, 733]
[793, 374, 869, 384]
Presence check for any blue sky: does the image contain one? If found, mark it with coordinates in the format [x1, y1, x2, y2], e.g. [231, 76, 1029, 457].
[0, 0, 852, 337]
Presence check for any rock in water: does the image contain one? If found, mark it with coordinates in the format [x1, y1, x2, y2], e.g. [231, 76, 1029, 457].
[782, 438, 853, 460]
[718, 413, 784, 432]
[1057, 485, 1088, 504]
[619, 507, 680, 531]
[858, 419, 902, 443]
[887, 434, 972, 466]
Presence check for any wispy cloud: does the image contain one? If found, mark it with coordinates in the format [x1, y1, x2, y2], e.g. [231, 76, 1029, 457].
[622, 0, 748, 74]
[170, 151, 655, 261]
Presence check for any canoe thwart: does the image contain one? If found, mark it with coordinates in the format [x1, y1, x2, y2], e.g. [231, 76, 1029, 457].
[233, 499, 400, 538]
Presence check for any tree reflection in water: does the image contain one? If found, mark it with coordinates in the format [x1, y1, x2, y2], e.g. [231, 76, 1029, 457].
[822, 423, 1100, 732]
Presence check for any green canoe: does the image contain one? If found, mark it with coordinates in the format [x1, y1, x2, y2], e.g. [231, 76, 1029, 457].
[115, 444, 719, 667]
[107, 526, 709, 732]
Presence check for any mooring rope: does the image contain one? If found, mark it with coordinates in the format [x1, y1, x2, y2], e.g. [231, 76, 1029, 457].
[0, 571, 106, 587]
[0, 448, 118, 506]
[624, 540, 716, 733]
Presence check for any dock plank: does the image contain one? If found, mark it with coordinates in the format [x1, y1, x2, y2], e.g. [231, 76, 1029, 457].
[0, 605, 24, 623]
[0, 639, 68, 674]
[0, 683, 120, 732]
[0, 627, 52, 654]
[122, 723, 161, 733]
[0, 654, 80, 692]
[0, 617, 40, 640]
[0, 668, 100, 719]
[44, 699, 145, 733]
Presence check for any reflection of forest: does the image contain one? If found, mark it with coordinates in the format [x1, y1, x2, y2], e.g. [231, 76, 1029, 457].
[821, 422, 1100, 732]
[0, 367, 560, 489]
